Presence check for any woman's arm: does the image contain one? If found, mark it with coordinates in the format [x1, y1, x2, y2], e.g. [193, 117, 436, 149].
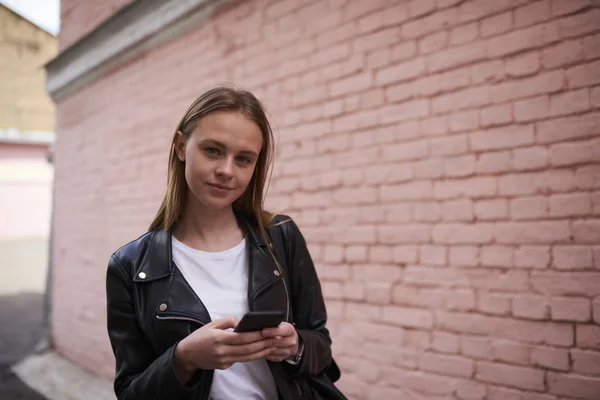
[106, 255, 205, 399]
[278, 218, 334, 378]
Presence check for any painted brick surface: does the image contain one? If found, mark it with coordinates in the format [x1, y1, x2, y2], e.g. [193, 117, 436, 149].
[52, 0, 600, 397]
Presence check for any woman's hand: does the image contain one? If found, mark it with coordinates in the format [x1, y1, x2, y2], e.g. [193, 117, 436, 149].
[261, 322, 299, 362]
[174, 316, 275, 376]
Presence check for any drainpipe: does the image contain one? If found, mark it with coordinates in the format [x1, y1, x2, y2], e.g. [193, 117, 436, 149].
[35, 141, 55, 353]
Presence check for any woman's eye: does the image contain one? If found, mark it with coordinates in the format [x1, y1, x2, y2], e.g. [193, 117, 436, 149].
[236, 156, 251, 164]
[205, 147, 219, 156]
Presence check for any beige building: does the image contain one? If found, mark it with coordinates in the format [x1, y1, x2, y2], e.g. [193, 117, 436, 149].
[0, 4, 57, 295]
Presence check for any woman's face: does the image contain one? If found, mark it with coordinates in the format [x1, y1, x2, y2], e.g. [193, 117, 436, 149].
[175, 111, 263, 212]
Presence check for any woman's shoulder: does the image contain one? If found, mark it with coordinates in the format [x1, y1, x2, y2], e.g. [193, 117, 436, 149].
[109, 230, 163, 268]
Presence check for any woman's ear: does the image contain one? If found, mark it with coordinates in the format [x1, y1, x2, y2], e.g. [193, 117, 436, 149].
[174, 131, 186, 162]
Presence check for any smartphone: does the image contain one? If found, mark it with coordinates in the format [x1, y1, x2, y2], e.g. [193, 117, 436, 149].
[233, 311, 284, 333]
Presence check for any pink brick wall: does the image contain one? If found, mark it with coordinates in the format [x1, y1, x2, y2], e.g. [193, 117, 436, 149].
[52, 0, 600, 397]
[58, 0, 133, 50]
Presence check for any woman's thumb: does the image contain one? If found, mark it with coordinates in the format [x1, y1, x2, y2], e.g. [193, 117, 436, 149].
[207, 316, 238, 330]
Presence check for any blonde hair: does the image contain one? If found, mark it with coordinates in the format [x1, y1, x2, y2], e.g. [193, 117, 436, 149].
[148, 86, 276, 236]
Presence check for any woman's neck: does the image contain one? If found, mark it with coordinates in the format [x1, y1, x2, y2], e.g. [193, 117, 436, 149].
[172, 201, 244, 252]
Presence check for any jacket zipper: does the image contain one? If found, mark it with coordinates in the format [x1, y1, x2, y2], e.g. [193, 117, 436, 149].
[266, 242, 290, 322]
[156, 313, 209, 326]
[294, 379, 303, 397]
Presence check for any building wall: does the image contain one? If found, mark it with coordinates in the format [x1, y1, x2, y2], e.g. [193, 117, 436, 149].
[0, 6, 57, 132]
[0, 6, 56, 296]
[58, 0, 133, 51]
[51, 0, 600, 397]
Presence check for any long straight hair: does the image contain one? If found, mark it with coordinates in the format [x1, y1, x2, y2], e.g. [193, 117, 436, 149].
[148, 86, 277, 239]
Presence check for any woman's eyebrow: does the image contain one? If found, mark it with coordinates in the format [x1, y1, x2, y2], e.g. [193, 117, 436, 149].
[201, 138, 258, 157]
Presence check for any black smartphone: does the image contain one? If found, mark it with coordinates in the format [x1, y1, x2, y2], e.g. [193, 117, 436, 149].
[233, 311, 284, 333]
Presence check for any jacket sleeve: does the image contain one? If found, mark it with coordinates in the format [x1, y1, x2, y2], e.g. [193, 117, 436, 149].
[106, 255, 205, 399]
[279, 218, 333, 379]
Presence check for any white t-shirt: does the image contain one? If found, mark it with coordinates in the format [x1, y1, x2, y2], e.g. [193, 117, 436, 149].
[171, 236, 279, 400]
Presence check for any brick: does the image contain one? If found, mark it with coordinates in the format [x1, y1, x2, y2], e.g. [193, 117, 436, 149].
[551, 297, 591, 322]
[434, 176, 497, 199]
[364, 282, 393, 305]
[345, 245, 368, 262]
[541, 39, 585, 69]
[548, 372, 600, 400]
[458, 0, 512, 24]
[379, 181, 432, 202]
[595, 297, 600, 324]
[330, 72, 373, 97]
[470, 125, 534, 151]
[430, 135, 468, 156]
[551, 0, 591, 16]
[515, 0, 551, 28]
[549, 140, 595, 166]
[515, 246, 550, 269]
[578, 325, 600, 349]
[514, 95, 550, 122]
[531, 271, 600, 297]
[382, 140, 428, 162]
[576, 165, 600, 189]
[492, 340, 530, 365]
[378, 224, 431, 245]
[324, 245, 344, 263]
[567, 60, 600, 89]
[479, 293, 511, 315]
[476, 151, 512, 174]
[486, 22, 559, 58]
[571, 348, 600, 376]
[382, 306, 433, 329]
[537, 113, 600, 144]
[375, 58, 426, 86]
[449, 110, 479, 132]
[432, 86, 490, 114]
[379, 99, 430, 124]
[449, 246, 479, 267]
[550, 88, 591, 116]
[491, 70, 565, 103]
[531, 346, 570, 371]
[553, 246, 594, 270]
[487, 387, 522, 400]
[450, 23, 478, 45]
[408, 0, 436, 18]
[391, 41, 417, 62]
[427, 41, 486, 72]
[461, 336, 492, 359]
[369, 245, 393, 263]
[481, 12, 513, 38]
[432, 332, 459, 354]
[419, 245, 446, 265]
[512, 294, 550, 319]
[583, 32, 600, 60]
[513, 146, 548, 171]
[476, 361, 545, 390]
[481, 104, 513, 127]
[573, 220, 600, 244]
[506, 51, 541, 77]
[474, 199, 509, 220]
[392, 245, 418, 264]
[360, 88, 385, 109]
[419, 353, 474, 378]
[412, 201, 442, 222]
[494, 221, 570, 244]
[498, 170, 574, 196]
[433, 223, 493, 244]
[442, 199, 474, 221]
[480, 245, 513, 268]
[510, 196, 548, 220]
[401, 7, 458, 39]
[559, 9, 600, 39]
[592, 86, 600, 108]
[550, 193, 592, 217]
[444, 155, 476, 177]
[346, 302, 382, 322]
[418, 31, 448, 55]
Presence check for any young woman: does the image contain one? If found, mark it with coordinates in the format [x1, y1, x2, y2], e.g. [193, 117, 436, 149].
[105, 87, 345, 400]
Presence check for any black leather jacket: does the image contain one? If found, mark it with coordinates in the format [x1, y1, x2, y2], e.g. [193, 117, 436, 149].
[105, 214, 337, 400]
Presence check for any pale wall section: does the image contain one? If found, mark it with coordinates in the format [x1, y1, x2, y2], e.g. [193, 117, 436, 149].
[51, 0, 600, 398]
